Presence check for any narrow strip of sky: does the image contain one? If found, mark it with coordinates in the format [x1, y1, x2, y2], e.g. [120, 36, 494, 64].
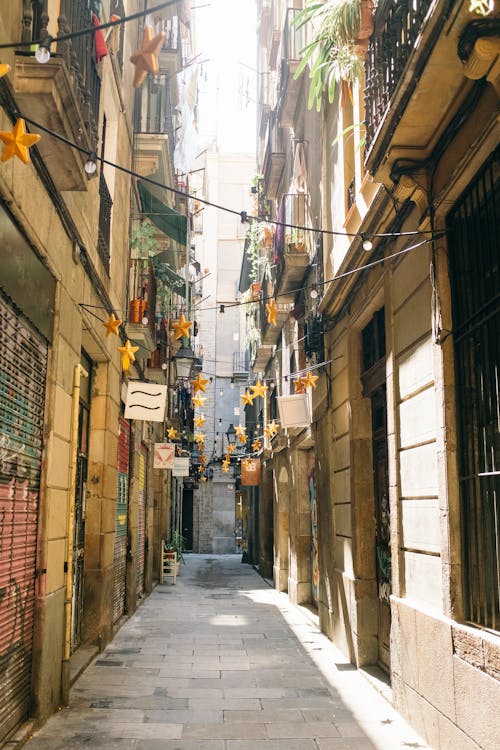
[195, 0, 257, 153]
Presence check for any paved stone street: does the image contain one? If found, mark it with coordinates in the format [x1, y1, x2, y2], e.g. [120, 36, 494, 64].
[25, 555, 430, 750]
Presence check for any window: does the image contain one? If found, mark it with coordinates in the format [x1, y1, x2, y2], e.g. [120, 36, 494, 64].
[447, 147, 499, 631]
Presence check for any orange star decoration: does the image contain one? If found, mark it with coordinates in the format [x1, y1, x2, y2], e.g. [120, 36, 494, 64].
[303, 371, 319, 389]
[167, 427, 178, 440]
[194, 415, 206, 428]
[252, 439, 262, 452]
[266, 297, 278, 326]
[294, 377, 306, 394]
[224, 454, 231, 463]
[103, 313, 122, 337]
[235, 424, 246, 439]
[130, 26, 166, 88]
[227, 443, 236, 454]
[240, 389, 255, 406]
[243, 458, 252, 469]
[118, 340, 139, 371]
[0, 118, 41, 164]
[191, 372, 208, 394]
[199, 453, 207, 465]
[0, 64, 11, 78]
[172, 314, 193, 340]
[194, 432, 205, 445]
[200, 475, 207, 483]
[192, 393, 206, 408]
[238, 433, 247, 445]
[222, 463, 230, 474]
[251, 379, 268, 399]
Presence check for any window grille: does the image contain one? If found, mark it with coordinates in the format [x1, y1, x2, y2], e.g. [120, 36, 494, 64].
[447, 146, 499, 631]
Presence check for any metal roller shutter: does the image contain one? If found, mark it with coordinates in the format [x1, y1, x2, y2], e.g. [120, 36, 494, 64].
[0, 292, 47, 744]
[112, 418, 130, 623]
[136, 446, 147, 599]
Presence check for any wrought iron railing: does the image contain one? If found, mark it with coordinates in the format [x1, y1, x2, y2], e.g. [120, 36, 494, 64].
[56, 0, 102, 145]
[134, 74, 175, 137]
[97, 171, 112, 273]
[233, 351, 250, 376]
[364, 0, 433, 149]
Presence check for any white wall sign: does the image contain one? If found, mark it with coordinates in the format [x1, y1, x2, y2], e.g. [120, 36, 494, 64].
[172, 456, 190, 476]
[277, 393, 311, 428]
[124, 381, 167, 422]
[154, 443, 175, 469]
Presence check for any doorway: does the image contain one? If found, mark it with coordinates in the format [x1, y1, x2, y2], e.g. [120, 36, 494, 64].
[182, 489, 193, 551]
[361, 308, 391, 673]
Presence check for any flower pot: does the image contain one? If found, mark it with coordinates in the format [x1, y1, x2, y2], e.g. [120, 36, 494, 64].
[357, 0, 375, 40]
[129, 298, 140, 323]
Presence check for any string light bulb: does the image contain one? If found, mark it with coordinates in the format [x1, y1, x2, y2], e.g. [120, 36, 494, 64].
[310, 283, 318, 299]
[362, 234, 373, 251]
[84, 151, 98, 175]
[35, 37, 52, 64]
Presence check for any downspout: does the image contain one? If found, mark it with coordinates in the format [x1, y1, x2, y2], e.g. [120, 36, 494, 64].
[61, 363, 88, 704]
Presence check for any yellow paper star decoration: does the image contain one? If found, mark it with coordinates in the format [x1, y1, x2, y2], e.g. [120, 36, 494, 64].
[227, 443, 236, 454]
[191, 372, 208, 394]
[103, 313, 122, 337]
[118, 340, 139, 371]
[130, 26, 166, 88]
[200, 475, 207, 483]
[251, 379, 268, 399]
[265, 421, 279, 437]
[235, 424, 246, 438]
[192, 393, 206, 408]
[194, 415, 206, 428]
[194, 432, 205, 445]
[167, 427, 178, 440]
[303, 371, 319, 389]
[0, 118, 41, 164]
[222, 463, 229, 473]
[224, 454, 231, 463]
[240, 389, 255, 406]
[238, 433, 247, 445]
[252, 439, 262, 452]
[173, 314, 193, 340]
[295, 377, 306, 394]
[243, 458, 252, 469]
[266, 297, 278, 326]
[0, 64, 11, 78]
[199, 453, 207, 465]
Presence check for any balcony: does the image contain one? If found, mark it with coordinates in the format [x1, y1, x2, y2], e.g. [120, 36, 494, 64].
[364, 0, 497, 184]
[13, 1, 101, 191]
[149, 11, 184, 77]
[125, 263, 157, 360]
[134, 75, 175, 186]
[274, 193, 311, 295]
[262, 111, 285, 201]
[233, 351, 250, 381]
[277, 8, 305, 128]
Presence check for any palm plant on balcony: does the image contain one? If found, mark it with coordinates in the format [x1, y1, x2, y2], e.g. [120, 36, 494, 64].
[294, 0, 374, 111]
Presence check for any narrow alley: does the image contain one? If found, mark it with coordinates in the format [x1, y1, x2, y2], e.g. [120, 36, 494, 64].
[24, 556, 429, 750]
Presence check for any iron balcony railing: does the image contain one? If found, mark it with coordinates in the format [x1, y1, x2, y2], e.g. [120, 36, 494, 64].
[24, 1, 102, 144]
[233, 351, 250, 377]
[97, 171, 112, 273]
[134, 74, 176, 140]
[364, 0, 433, 149]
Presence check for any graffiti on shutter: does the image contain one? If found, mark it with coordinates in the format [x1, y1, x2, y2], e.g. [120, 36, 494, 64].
[113, 418, 130, 623]
[136, 446, 147, 599]
[0, 292, 47, 744]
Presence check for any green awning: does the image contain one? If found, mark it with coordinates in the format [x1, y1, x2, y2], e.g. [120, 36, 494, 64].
[138, 181, 187, 246]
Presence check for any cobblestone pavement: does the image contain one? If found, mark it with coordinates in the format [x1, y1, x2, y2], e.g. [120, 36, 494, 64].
[25, 555, 431, 750]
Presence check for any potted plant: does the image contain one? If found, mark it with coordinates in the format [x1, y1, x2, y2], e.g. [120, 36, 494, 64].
[294, 0, 375, 111]
[164, 531, 186, 573]
[286, 229, 306, 252]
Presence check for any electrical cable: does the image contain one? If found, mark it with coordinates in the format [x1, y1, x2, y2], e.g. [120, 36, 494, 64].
[0, 0, 179, 50]
[13, 113, 445, 245]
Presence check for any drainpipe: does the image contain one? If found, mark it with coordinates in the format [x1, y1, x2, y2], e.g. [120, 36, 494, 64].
[61, 363, 88, 704]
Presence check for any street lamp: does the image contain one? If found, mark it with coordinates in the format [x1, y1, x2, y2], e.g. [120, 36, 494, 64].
[226, 423, 236, 449]
[174, 344, 197, 380]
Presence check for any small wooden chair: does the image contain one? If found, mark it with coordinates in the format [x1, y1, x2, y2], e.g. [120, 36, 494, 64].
[160, 545, 177, 584]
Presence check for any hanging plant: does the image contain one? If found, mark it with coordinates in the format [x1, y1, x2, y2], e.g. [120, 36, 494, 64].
[130, 219, 160, 258]
[293, 0, 374, 111]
